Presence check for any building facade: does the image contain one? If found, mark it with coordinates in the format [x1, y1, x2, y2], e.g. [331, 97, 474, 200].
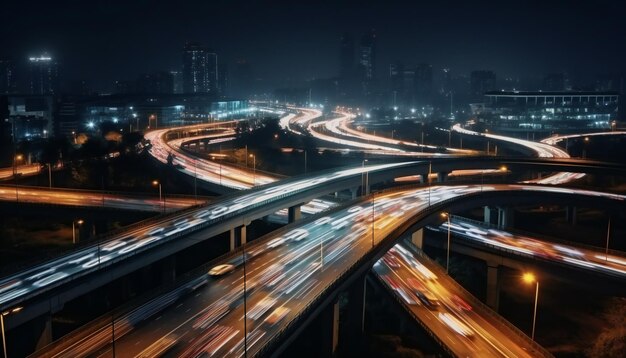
[28, 54, 59, 95]
[182, 42, 218, 94]
[480, 91, 619, 130]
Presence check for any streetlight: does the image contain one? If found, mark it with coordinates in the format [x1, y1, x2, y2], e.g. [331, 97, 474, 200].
[582, 137, 590, 158]
[605, 217, 611, 262]
[1, 306, 23, 358]
[362, 159, 369, 196]
[152, 180, 164, 212]
[522, 272, 539, 340]
[72, 219, 84, 244]
[500, 165, 508, 183]
[441, 212, 451, 273]
[249, 154, 256, 186]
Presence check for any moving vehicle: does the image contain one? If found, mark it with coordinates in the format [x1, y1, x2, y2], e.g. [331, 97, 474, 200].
[208, 264, 235, 276]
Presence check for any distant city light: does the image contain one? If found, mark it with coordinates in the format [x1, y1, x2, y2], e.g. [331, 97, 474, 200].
[87, 121, 95, 129]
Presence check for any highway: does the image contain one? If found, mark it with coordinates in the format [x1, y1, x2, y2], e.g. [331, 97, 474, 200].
[0, 160, 415, 310]
[0, 163, 42, 180]
[0, 185, 203, 212]
[373, 243, 544, 357]
[541, 130, 626, 146]
[33, 184, 623, 357]
[307, 111, 466, 156]
[450, 124, 585, 185]
[430, 216, 626, 278]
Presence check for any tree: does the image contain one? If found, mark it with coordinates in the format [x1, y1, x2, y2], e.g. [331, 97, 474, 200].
[587, 297, 626, 357]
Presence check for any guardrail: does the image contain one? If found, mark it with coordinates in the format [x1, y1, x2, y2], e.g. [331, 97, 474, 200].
[403, 239, 553, 357]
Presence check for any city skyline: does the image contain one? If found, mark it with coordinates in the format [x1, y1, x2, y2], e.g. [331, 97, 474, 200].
[1, 0, 625, 92]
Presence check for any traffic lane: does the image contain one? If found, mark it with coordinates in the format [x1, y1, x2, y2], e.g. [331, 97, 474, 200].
[376, 245, 535, 357]
[437, 218, 626, 277]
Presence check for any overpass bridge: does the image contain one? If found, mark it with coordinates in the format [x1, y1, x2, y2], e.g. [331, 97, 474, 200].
[27, 184, 624, 357]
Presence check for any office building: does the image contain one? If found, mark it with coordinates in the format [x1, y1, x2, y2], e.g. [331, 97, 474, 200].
[182, 42, 218, 94]
[170, 70, 183, 94]
[28, 54, 60, 95]
[136, 71, 174, 94]
[0, 59, 17, 94]
[339, 33, 355, 79]
[415, 63, 433, 105]
[358, 31, 376, 80]
[479, 91, 619, 130]
[6, 95, 55, 139]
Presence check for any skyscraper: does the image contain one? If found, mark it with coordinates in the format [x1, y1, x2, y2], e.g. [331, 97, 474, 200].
[182, 42, 218, 94]
[0, 58, 16, 94]
[170, 70, 183, 94]
[358, 30, 376, 80]
[542, 73, 565, 91]
[470, 70, 496, 100]
[415, 63, 433, 105]
[28, 54, 59, 95]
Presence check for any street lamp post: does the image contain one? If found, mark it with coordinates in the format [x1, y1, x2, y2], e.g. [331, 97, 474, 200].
[1, 307, 22, 358]
[522, 273, 540, 340]
[249, 154, 256, 186]
[48, 163, 52, 188]
[605, 217, 611, 262]
[441, 212, 451, 273]
[72, 219, 84, 244]
[362, 159, 368, 196]
[152, 180, 164, 213]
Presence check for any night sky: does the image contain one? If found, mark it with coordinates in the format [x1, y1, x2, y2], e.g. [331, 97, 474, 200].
[2, 0, 625, 90]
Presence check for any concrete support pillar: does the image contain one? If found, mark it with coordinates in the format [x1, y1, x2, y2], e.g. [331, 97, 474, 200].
[437, 172, 448, 182]
[419, 172, 430, 183]
[288, 205, 302, 223]
[350, 187, 358, 200]
[229, 225, 247, 251]
[320, 300, 340, 357]
[484, 206, 497, 225]
[35, 314, 53, 350]
[161, 256, 176, 284]
[486, 262, 500, 311]
[334, 191, 339, 198]
[565, 206, 577, 225]
[497, 207, 514, 228]
[411, 229, 424, 249]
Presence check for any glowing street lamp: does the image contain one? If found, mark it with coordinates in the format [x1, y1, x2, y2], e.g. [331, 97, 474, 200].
[1, 306, 22, 358]
[522, 272, 540, 340]
[72, 219, 84, 244]
[441, 212, 451, 273]
[152, 180, 164, 212]
[249, 154, 256, 186]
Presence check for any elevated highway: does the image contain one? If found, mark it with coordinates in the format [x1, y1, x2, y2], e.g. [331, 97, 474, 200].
[29, 184, 624, 357]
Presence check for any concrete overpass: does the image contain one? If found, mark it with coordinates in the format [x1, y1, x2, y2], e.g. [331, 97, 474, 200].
[25, 184, 624, 358]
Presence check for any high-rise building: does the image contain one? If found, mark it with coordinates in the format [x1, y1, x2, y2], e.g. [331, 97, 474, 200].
[389, 62, 414, 107]
[182, 42, 218, 94]
[415, 63, 433, 105]
[339, 33, 355, 79]
[0, 59, 17, 94]
[28, 54, 59, 95]
[358, 30, 376, 80]
[218, 63, 228, 96]
[542, 73, 566, 91]
[170, 70, 183, 94]
[470, 70, 496, 100]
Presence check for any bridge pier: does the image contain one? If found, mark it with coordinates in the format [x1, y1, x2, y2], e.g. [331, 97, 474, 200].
[229, 225, 247, 251]
[486, 261, 500, 311]
[35, 314, 53, 351]
[410, 229, 424, 249]
[350, 187, 358, 200]
[161, 256, 177, 284]
[419, 172, 429, 184]
[565, 206, 577, 225]
[484, 206, 514, 228]
[437, 172, 448, 182]
[319, 300, 340, 357]
[288, 205, 302, 223]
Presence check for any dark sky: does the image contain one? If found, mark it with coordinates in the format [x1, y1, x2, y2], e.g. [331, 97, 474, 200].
[2, 0, 625, 90]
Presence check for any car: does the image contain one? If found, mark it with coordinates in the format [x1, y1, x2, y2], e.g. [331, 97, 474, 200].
[208, 264, 235, 276]
[450, 294, 472, 311]
[264, 306, 290, 325]
[416, 290, 440, 310]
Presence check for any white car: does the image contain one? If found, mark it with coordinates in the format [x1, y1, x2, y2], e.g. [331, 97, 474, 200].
[208, 264, 235, 276]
